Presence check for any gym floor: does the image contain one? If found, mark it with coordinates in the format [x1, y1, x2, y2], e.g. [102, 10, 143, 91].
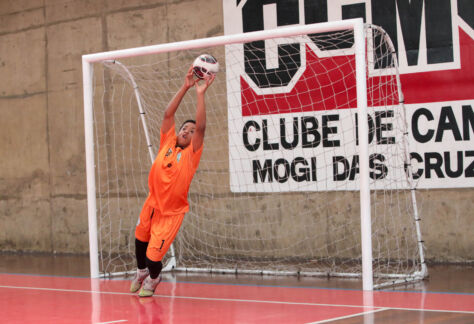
[1, 253, 473, 323]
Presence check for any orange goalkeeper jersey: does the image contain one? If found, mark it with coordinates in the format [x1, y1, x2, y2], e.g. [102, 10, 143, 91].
[145, 124, 203, 216]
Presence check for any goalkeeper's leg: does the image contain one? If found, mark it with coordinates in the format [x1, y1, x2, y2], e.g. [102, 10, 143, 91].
[131, 205, 154, 293]
[138, 258, 163, 297]
[130, 239, 150, 292]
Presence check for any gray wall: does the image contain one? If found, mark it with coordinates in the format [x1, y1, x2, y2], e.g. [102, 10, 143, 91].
[0, 0, 223, 254]
[0, 0, 472, 263]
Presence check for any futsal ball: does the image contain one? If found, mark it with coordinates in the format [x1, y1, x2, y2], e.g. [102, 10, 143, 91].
[192, 54, 219, 79]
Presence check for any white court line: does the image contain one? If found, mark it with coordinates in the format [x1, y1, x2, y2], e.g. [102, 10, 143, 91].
[385, 306, 474, 314]
[306, 308, 390, 323]
[1, 285, 474, 314]
[96, 320, 127, 324]
[0, 285, 370, 309]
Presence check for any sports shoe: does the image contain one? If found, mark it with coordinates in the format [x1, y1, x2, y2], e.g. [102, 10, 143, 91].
[130, 268, 149, 293]
[138, 274, 162, 297]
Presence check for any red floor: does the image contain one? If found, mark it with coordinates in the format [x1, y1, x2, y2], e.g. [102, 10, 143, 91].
[1, 273, 473, 323]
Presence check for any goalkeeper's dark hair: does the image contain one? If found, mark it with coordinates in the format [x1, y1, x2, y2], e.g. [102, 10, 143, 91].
[179, 119, 196, 131]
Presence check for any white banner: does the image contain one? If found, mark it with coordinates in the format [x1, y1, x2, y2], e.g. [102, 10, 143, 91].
[228, 101, 474, 192]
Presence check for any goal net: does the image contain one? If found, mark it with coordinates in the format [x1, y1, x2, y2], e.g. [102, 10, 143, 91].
[83, 20, 427, 289]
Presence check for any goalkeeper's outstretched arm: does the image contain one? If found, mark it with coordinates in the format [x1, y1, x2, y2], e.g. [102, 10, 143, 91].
[192, 73, 215, 152]
[161, 65, 196, 133]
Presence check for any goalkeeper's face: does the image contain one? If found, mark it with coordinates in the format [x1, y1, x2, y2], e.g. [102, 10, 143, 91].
[177, 122, 196, 148]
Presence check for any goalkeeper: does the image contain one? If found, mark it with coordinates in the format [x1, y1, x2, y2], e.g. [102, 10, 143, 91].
[130, 66, 215, 297]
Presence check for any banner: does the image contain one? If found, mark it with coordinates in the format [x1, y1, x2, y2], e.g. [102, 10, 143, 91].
[223, 0, 474, 191]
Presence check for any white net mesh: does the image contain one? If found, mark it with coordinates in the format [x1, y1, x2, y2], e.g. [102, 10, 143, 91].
[90, 24, 425, 287]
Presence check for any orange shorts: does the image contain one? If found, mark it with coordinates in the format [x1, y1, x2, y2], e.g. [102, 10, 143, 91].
[135, 203, 185, 262]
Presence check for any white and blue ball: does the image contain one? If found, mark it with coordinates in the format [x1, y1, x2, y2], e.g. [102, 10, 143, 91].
[192, 54, 219, 79]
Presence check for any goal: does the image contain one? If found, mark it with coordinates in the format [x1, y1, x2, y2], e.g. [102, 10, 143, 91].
[82, 19, 427, 290]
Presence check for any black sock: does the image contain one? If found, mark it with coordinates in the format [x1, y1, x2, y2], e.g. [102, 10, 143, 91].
[135, 239, 149, 270]
[146, 257, 163, 279]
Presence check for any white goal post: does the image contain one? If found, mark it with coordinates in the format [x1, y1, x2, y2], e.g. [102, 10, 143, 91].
[82, 18, 427, 290]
